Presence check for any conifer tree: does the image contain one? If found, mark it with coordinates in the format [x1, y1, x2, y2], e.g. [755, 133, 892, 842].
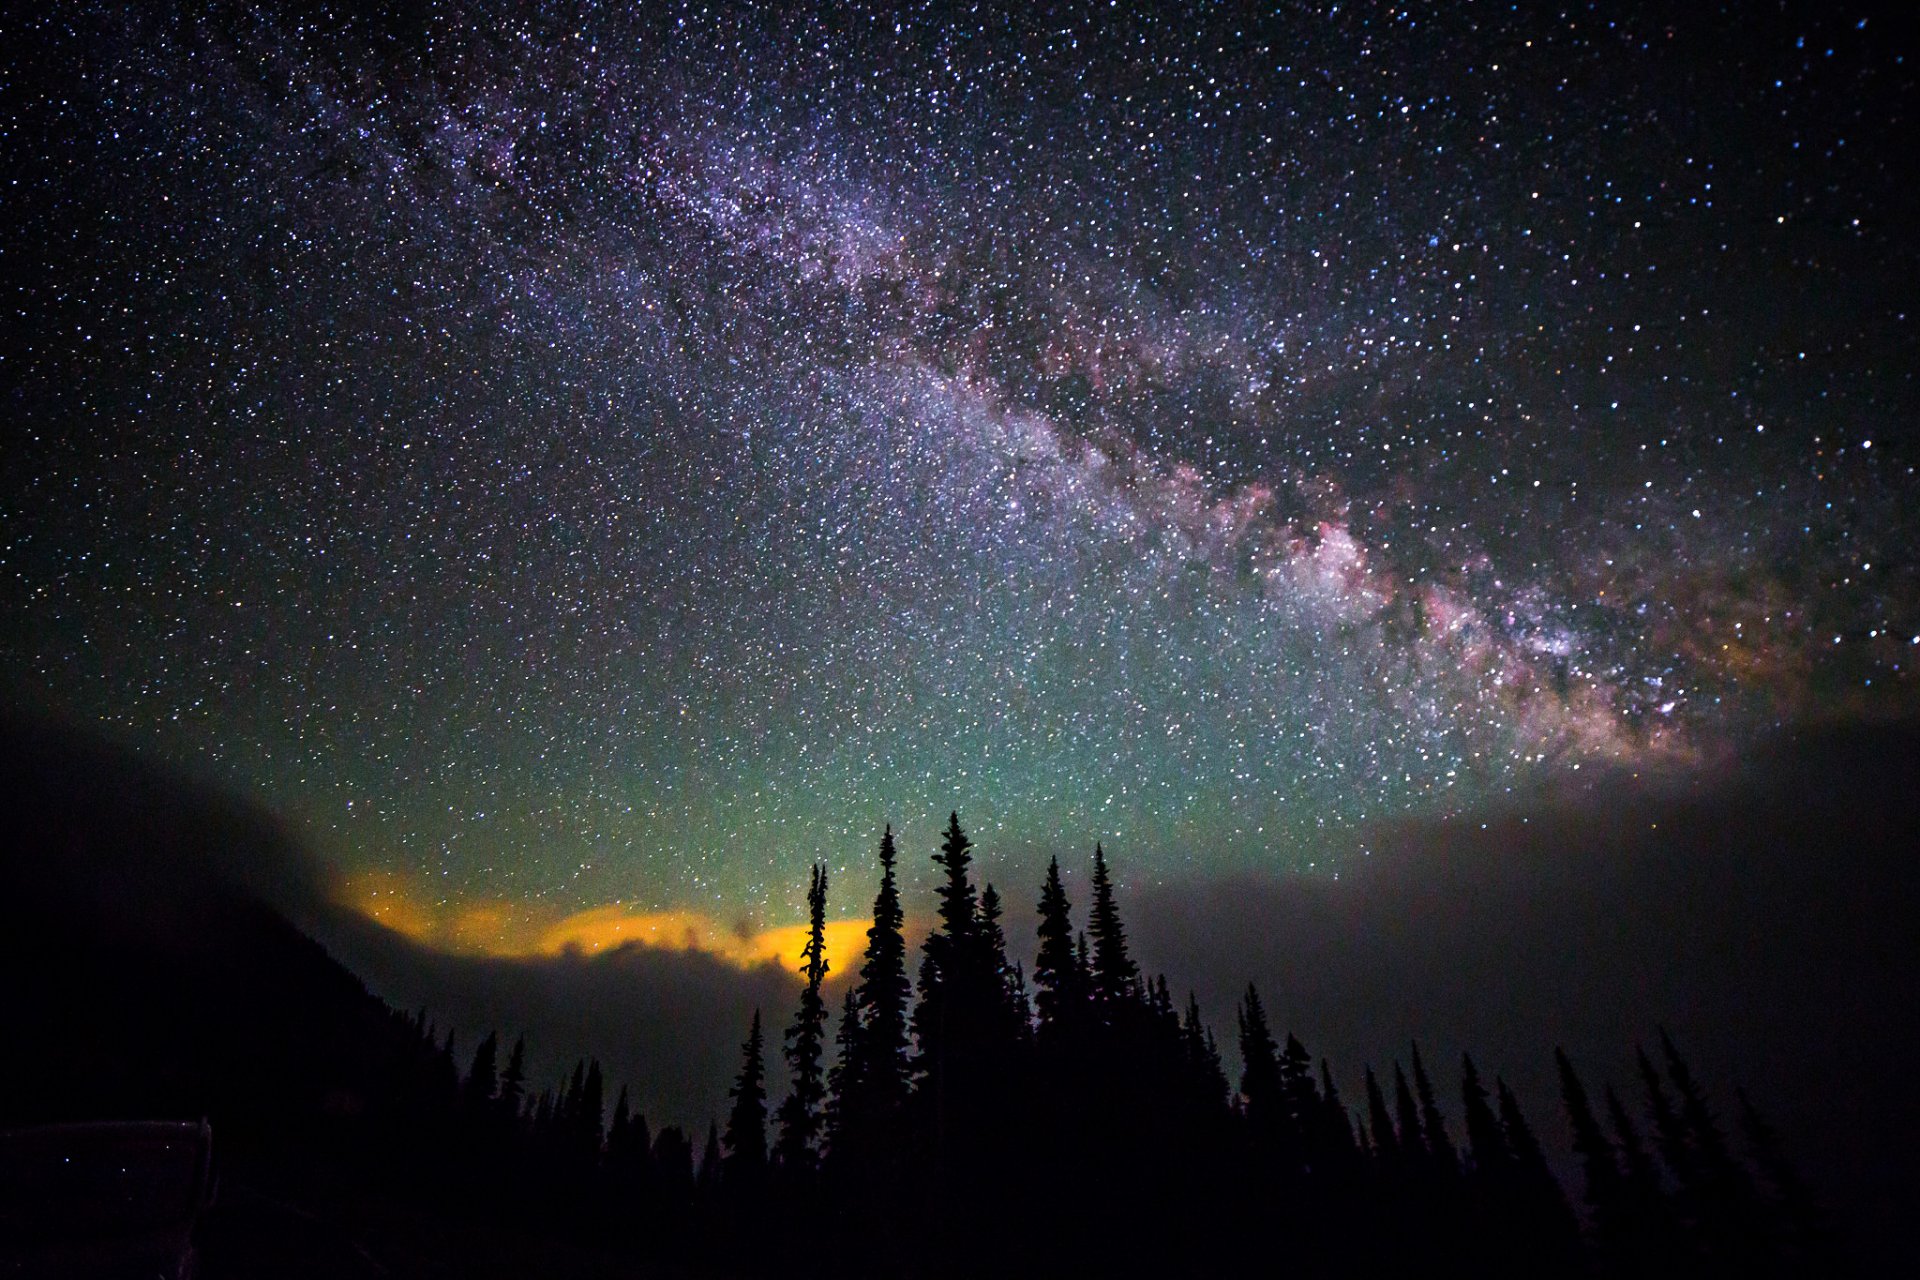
[776, 863, 832, 1175]
[1365, 1067, 1400, 1163]
[1394, 1063, 1426, 1163]
[1319, 1058, 1359, 1163]
[1557, 1047, 1627, 1250]
[831, 828, 911, 1170]
[979, 882, 1027, 1037]
[724, 1011, 768, 1185]
[913, 812, 983, 1100]
[498, 1034, 527, 1126]
[855, 825, 912, 1109]
[1237, 983, 1282, 1128]
[1086, 844, 1138, 1005]
[1498, 1076, 1581, 1263]
[1182, 993, 1228, 1108]
[1459, 1054, 1508, 1177]
[1605, 1082, 1676, 1270]
[1658, 1029, 1736, 1179]
[1639, 1043, 1696, 1191]
[1033, 856, 1081, 1031]
[580, 1059, 605, 1157]
[827, 987, 861, 1142]
[464, 1030, 499, 1110]
[1280, 1033, 1320, 1154]
[697, 1121, 723, 1196]
[1410, 1042, 1456, 1174]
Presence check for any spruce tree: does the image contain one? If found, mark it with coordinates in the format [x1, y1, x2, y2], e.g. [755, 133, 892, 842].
[697, 1122, 723, 1195]
[1557, 1047, 1626, 1252]
[1365, 1067, 1400, 1164]
[1280, 1033, 1320, 1157]
[831, 827, 912, 1171]
[1498, 1076, 1582, 1265]
[1459, 1054, 1508, 1177]
[1410, 1042, 1456, 1174]
[979, 882, 1027, 1037]
[1182, 993, 1229, 1109]
[1033, 856, 1081, 1031]
[913, 812, 983, 1100]
[1394, 1063, 1426, 1164]
[724, 1011, 768, 1185]
[1639, 1043, 1697, 1191]
[776, 863, 832, 1175]
[464, 1030, 499, 1111]
[1237, 983, 1282, 1128]
[1086, 843, 1138, 1006]
[856, 825, 912, 1110]
[580, 1059, 606, 1158]
[498, 1034, 527, 1127]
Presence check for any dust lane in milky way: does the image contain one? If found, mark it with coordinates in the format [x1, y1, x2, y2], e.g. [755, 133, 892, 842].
[2, 3, 1913, 932]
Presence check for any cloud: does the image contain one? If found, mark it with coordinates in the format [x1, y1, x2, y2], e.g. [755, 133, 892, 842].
[1112, 724, 1920, 1269]
[333, 869, 875, 980]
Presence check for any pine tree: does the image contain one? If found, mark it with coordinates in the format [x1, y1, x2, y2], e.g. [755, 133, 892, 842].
[498, 1034, 527, 1127]
[1280, 1033, 1320, 1163]
[832, 825, 913, 1169]
[1086, 844, 1138, 1006]
[724, 1011, 768, 1185]
[1498, 1076, 1582, 1265]
[1410, 1042, 1456, 1174]
[697, 1121, 723, 1196]
[913, 812, 983, 1102]
[1639, 1043, 1696, 1191]
[1558, 1047, 1627, 1254]
[979, 883, 1027, 1037]
[1365, 1066, 1400, 1164]
[464, 1030, 499, 1111]
[1606, 1083, 1676, 1271]
[1394, 1063, 1426, 1164]
[1033, 856, 1082, 1031]
[1319, 1058, 1359, 1164]
[580, 1059, 605, 1158]
[1237, 983, 1282, 1130]
[826, 986, 861, 1147]
[1459, 1054, 1508, 1177]
[1182, 993, 1228, 1109]
[776, 863, 832, 1175]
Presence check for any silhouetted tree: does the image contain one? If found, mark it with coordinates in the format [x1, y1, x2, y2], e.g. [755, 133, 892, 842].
[498, 1034, 527, 1125]
[1033, 856, 1083, 1032]
[1394, 1063, 1426, 1165]
[464, 1030, 499, 1111]
[1410, 1042, 1456, 1175]
[1238, 983, 1282, 1128]
[1499, 1075, 1582, 1269]
[697, 1122, 722, 1196]
[1460, 1055, 1508, 1177]
[1086, 844, 1138, 1006]
[1365, 1067, 1399, 1164]
[1558, 1047, 1629, 1261]
[831, 826, 912, 1173]
[776, 863, 831, 1176]
[724, 1011, 768, 1186]
[1183, 993, 1229, 1109]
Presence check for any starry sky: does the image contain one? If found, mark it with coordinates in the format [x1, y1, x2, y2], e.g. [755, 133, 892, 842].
[3, 1, 1914, 947]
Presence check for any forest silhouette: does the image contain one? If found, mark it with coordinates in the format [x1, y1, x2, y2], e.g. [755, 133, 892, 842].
[0, 716, 1877, 1276]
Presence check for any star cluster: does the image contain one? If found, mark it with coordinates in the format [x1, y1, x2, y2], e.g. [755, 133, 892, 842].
[2, 2, 1914, 928]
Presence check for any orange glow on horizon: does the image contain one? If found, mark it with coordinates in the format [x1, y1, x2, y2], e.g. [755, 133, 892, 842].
[336, 871, 875, 981]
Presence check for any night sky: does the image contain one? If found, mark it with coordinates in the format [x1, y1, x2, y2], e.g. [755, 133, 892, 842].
[3, 2, 1915, 952]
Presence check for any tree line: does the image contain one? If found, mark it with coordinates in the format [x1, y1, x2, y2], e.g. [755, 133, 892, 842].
[415, 813, 1837, 1277]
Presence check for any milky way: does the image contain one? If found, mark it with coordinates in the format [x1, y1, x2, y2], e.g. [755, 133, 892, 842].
[3, 3, 1914, 931]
